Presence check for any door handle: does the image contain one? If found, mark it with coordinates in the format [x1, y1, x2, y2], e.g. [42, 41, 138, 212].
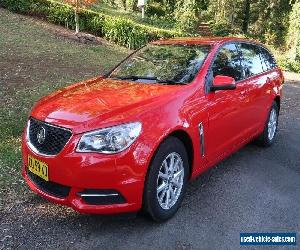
[266, 77, 272, 84]
[240, 90, 247, 96]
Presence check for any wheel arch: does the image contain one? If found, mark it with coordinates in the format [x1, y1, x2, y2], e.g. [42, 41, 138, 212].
[145, 129, 194, 181]
[141, 128, 195, 215]
[168, 130, 194, 179]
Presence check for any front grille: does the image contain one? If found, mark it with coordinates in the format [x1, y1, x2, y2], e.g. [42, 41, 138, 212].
[27, 118, 72, 156]
[27, 170, 71, 198]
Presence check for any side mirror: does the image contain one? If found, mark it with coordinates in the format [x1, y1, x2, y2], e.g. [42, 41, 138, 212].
[210, 75, 236, 91]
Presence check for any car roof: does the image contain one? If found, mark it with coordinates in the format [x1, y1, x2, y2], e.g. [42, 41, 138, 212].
[152, 37, 262, 47]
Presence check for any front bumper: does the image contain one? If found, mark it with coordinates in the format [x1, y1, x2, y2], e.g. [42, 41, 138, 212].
[21, 132, 147, 214]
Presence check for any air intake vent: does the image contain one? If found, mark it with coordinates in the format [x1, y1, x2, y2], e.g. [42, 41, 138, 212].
[27, 170, 71, 198]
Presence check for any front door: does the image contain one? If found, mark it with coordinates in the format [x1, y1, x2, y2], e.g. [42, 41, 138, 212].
[205, 43, 247, 163]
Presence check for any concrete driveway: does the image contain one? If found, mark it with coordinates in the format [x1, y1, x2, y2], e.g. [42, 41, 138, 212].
[1, 76, 299, 250]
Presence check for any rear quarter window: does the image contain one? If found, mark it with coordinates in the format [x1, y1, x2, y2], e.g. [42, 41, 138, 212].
[259, 47, 277, 71]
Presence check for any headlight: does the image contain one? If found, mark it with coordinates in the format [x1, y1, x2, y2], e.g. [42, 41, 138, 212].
[76, 122, 142, 154]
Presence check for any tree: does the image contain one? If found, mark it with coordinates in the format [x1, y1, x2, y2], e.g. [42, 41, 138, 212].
[64, 0, 96, 34]
[174, 0, 198, 33]
[205, 0, 293, 46]
[242, 0, 250, 33]
[287, 0, 300, 60]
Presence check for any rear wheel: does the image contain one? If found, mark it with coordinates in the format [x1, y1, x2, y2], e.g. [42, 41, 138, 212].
[255, 102, 279, 147]
[143, 137, 189, 222]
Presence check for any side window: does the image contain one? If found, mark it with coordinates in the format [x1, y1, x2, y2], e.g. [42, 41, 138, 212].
[212, 43, 243, 81]
[260, 47, 276, 71]
[240, 43, 264, 77]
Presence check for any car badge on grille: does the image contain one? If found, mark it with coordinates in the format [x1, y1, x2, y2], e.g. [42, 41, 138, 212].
[37, 127, 46, 144]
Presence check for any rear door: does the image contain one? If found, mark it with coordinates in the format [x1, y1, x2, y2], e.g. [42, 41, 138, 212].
[239, 43, 275, 132]
[259, 46, 283, 122]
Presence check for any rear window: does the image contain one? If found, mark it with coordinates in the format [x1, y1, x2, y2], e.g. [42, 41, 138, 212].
[240, 43, 264, 77]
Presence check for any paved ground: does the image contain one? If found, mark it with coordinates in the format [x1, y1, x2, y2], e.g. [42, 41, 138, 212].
[0, 77, 299, 250]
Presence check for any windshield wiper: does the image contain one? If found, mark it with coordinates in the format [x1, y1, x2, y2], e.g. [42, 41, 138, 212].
[112, 76, 186, 85]
[115, 76, 158, 81]
[157, 80, 186, 85]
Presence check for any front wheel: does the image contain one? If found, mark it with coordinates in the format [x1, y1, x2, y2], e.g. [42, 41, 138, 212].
[255, 102, 279, 147]
[143, 137, 189, 222]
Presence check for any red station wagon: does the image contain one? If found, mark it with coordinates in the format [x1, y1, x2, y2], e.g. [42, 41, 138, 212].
[22, 37, 283, 221]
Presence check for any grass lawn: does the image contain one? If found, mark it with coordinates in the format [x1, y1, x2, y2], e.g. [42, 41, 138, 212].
[0, 8, 129, 197]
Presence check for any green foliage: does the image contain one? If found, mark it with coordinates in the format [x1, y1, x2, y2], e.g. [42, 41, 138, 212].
[146, 3, 166, 17]
[0, 0, 182, 49]
[0, 0, 33, 13]
[143, 14, 175, 29]
[2, 0, 300, 72]
[270, 44, 300, 73]
[205, 0, 293, 47]
[277, 58, 300, 73]
[126, 0, 137, 11]
[47, 1, 74, 25]
[174, 0, 199, 33]
[104, 17, 147, 48]
[287, 0, 300, 62]
[86, 13, 105, 36]
[261, 2, 290, 47]
[210, 21, 231, 37]
[102, 0, 137, 11]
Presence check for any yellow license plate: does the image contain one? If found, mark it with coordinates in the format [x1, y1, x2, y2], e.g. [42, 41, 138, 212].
[28, 155, 49, 181]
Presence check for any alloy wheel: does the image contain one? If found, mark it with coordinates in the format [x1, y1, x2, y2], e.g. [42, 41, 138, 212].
[156, 152, 184, 210]
[268, 108, 277, 141]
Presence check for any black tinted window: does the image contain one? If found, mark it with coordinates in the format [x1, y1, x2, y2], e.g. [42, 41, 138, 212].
[212, 43, 243, 81]
[260, 47, 276, 71]
[240, 43, 264, 77]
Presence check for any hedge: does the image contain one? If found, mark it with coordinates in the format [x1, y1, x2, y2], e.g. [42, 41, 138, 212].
[0, 0, 183, 49]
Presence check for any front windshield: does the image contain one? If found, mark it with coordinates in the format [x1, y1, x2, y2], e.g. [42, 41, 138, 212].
[109, 44, 211, 84]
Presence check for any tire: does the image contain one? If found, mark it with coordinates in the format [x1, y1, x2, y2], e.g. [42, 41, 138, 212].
[255, 101, 279, 147]
[143, 136, 189, 222]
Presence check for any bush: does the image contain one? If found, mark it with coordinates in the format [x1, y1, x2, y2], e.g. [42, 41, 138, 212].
[85, 13, 105, 37]
[143, 14, 176, 30]
[125, 0, 137, 11]
[103, 17, 149, 48]
[146, 3, 166, 17]
[277, 57, 300, 73]
[0, 0, 32, 13]
[272, 47, 300, 73]
[47, 2, 74, 26]
[0, 0, 183, 49]
[102, 0, 137, 11]
[210, 21, 231, 37]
